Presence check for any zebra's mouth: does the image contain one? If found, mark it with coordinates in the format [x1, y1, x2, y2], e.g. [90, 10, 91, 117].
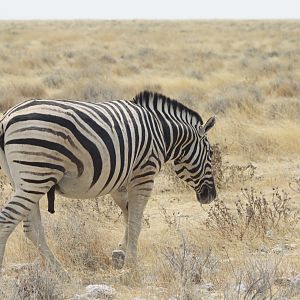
[197, 185, 216, 204]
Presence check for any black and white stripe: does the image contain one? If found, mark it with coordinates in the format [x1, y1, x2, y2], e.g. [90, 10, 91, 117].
[0, 91, 216, 270]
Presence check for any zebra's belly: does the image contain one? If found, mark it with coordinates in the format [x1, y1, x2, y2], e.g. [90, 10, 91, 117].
[55, 175, 121, 199]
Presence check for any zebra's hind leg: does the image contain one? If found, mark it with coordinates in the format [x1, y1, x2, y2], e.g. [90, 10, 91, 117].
[0, 190, 42, 270]
[23, 202, 69, 280]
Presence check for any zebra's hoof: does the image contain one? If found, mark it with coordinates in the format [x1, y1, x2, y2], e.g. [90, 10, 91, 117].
[112, 250, 125, 269]
[51, 266, 71, 282]
[49, 263, 71, 282]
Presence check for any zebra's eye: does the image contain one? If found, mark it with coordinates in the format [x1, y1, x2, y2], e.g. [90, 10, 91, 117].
[178, 146, 189, 161]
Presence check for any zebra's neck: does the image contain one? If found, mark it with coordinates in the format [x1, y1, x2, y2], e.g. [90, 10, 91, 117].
[133, 91, 203, 162]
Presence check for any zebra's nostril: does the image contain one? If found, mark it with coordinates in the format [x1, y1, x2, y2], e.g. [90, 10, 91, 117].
[197, 185, 216, 204]
[200, 186, 209, 199]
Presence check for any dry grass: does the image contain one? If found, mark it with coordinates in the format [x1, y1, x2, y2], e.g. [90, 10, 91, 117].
[0, 20, 300, 299]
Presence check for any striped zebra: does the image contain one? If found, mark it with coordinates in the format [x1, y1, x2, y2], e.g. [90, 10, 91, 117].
[0, 91, 216, 275]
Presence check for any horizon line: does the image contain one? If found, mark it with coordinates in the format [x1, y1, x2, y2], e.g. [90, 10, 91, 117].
[0, 17, 299, 21]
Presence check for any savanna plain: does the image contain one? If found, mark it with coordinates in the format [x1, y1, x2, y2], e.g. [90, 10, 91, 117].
[0, 20, 299, 299]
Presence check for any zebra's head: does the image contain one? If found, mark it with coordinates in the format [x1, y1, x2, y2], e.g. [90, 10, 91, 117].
[173, 116, 217, 204]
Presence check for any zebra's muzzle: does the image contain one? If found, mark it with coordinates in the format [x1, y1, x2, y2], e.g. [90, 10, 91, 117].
[197, 185, 216, 204]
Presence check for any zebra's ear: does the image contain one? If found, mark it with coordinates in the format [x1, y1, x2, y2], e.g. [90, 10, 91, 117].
[199, 116, 216, 135]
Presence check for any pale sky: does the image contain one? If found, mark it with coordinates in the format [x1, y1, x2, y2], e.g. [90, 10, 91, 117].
[0, 0, 299, 20]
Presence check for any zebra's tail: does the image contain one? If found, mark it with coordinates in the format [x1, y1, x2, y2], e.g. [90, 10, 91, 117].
[0, 122, 4, 151]
[0, 120, 6, 173]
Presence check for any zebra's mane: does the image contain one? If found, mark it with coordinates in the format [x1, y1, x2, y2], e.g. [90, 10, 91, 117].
[132, 91, 203, 125]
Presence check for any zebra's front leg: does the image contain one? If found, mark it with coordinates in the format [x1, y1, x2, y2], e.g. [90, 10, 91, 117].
[111, 189, 128, 269]
[23, 202, 69, 280]
[125, 183, 153, 268]
[111, 188, 129, 252]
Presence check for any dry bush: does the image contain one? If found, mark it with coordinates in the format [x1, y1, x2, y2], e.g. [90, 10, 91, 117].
[268, 98, 300, 120]
[177, 91, 204, 111]
[290, 176, 300, 194]
[101, 54, 117, 64]
[268, 75, 300, 98]
[224, 254, 298, 300]
[10, 263, 62, 300]
[159, 205, 184, 230]
[218, 163, 256, 188]
[160, 232, 298, 300]
[81, 84, 118, 102]
[43, 73, 64, 89]
[206, 83, 264, 115]
[162, 233, 218, 299]
[212, 144, 256, 189]
[211, 144, 223, 185]
[206, 188, 299, 241]
[258, 60, 283, 77]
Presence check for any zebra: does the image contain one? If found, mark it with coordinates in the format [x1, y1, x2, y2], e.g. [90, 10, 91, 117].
[0, 91, 216, 275]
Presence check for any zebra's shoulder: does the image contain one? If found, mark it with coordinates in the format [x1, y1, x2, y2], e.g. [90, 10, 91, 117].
[132, 91, 203, 125]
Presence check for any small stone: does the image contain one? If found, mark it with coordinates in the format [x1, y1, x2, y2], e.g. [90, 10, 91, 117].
[69, 295, 89, 300]
[200, 282, 214, 291]
[272, 244, 285, 254]
[258, 245, 269, 253]
[236, 283, 247, 292]
[144, 273, 158, 283]
[291, 274, 300, 286]
[272, 243, 296, 254]
[85, 284, 116, 299]
[266, 230, 273, 239]
[284, 243, 296, 250]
